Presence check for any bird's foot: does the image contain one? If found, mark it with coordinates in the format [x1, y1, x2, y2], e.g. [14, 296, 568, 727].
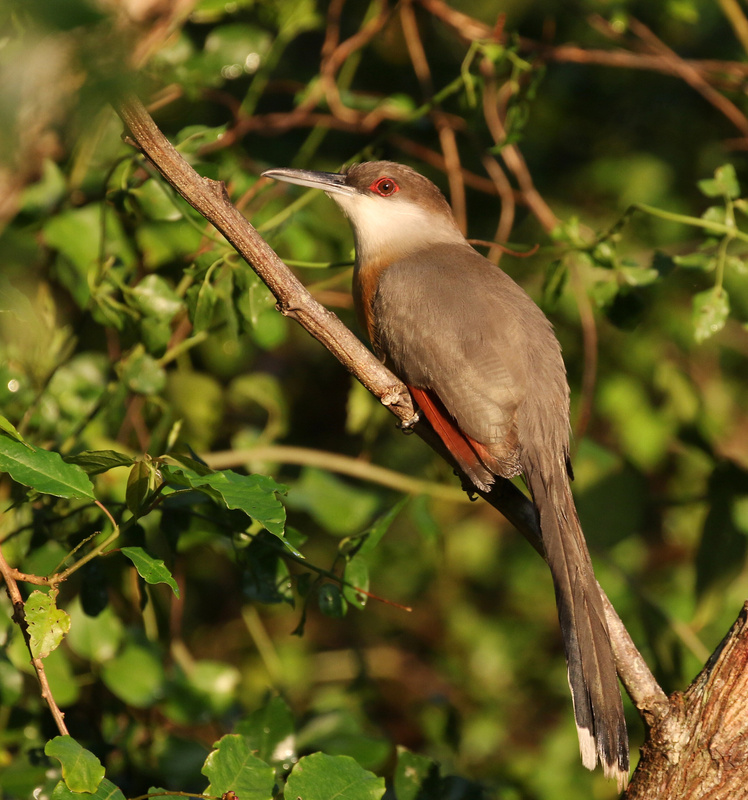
[398, 410, 420, 433]
[457, 472, 479, 500]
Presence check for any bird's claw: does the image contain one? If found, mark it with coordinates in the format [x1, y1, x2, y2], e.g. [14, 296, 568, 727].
[457, 472, 479, 500]
[399, 410, 420, 433]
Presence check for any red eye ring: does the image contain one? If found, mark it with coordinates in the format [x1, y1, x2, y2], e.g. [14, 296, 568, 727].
[370, 177, 399, 196]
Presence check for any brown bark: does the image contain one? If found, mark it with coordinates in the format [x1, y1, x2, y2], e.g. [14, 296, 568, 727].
[116, 94, 748, 796]
[626, 603, 748, 799]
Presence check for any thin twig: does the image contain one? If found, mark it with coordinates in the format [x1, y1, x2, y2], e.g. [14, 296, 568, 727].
[0, 544, 70, 735]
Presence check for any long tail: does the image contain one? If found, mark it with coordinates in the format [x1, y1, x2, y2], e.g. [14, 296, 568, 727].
[524, 452, 629, 789]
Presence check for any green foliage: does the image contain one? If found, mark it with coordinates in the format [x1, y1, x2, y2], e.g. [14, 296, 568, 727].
[45, 736, 105, 793]
[0, 434, 94, 500]
[2, 1, 748, 799]
[26, 592, 72, 659]
[286, 753, 385, 800]
[120, 547, 180, 597]
[202, 734, 276, 799]
[51, 778, 125, 800]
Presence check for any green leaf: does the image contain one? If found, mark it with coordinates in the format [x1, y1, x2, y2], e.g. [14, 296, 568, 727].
[357, 498, 407, 557]
[51, 777, 125, 800]
[125, 459, 154, 515]
[118, 348, 167, 395]
[0, 435, 94, 500]
[121, 547, 180, 598]
[26, 591, 72, 659]
[693, 287, 729, 343]
[697, 163, 740, 199]
[702, 205, 727, 225]
[64, 450, 135, 476]
[201, 734, 275, 800]
[101, 643, 165, 707]
[191, 276, 218, 333]
[541, 259, 568, 309]
[140, 316, 173, 356]
[129, 180, 183, 222]
[43, 206, 135, 308]
[234, 264, 276, 330]
[318, 583, 347, 618]
[175, 124, 230, 152]
[673, 252, 715, 270]
[130, 274, 184, 319]
[619, 265, 659, 286]
[342, 556, 369, 610]
[0, 414, 29, 445]
[45, 736, 105, 793]
[394, 747, 439, 800]
[285, 753, 385, 800]
[162, 464, 288, 539]
[235, 695, 296, 766]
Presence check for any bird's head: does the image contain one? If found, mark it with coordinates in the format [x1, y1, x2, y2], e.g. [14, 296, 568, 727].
[262, 161, 467, 266]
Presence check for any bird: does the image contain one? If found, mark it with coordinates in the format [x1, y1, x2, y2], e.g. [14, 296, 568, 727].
[262, 160, 629, 786]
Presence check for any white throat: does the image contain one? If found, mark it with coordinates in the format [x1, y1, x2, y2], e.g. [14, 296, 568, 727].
[328, 192, 467, 266]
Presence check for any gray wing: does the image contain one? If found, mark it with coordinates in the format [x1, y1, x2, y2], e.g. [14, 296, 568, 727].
[372, 244, 569, 458]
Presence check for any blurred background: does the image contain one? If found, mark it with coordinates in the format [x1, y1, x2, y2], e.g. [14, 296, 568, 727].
[1, 0, 748, 798]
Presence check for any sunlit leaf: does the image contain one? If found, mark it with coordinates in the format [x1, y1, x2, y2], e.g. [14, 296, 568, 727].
[121, 547, 180, 598]
[51, 777, 125, 800]
[45, 736, 105, 793]
[26, 592, 71, 659]
[0, 435, 94, 499]
[0, 414, 28, 445]
[201, 734, 275, 800]
[693, 286, 729, 343]
[285, 753, 385, 800]
[162, 463, 288, 539]
[697, 163, 740, 199]
[342, 555, 369, 609]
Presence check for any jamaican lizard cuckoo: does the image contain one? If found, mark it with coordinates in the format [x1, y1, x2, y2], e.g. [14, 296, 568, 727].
[262, 161, 629, 786]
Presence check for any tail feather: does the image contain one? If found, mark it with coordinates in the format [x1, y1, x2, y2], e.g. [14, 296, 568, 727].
[524, 452, 629, 789]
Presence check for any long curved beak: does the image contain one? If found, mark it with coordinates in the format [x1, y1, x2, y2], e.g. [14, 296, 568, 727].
[262, 167, 358, 196]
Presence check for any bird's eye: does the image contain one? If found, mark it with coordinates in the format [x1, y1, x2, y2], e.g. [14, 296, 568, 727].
[370, 177, 399, 196]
